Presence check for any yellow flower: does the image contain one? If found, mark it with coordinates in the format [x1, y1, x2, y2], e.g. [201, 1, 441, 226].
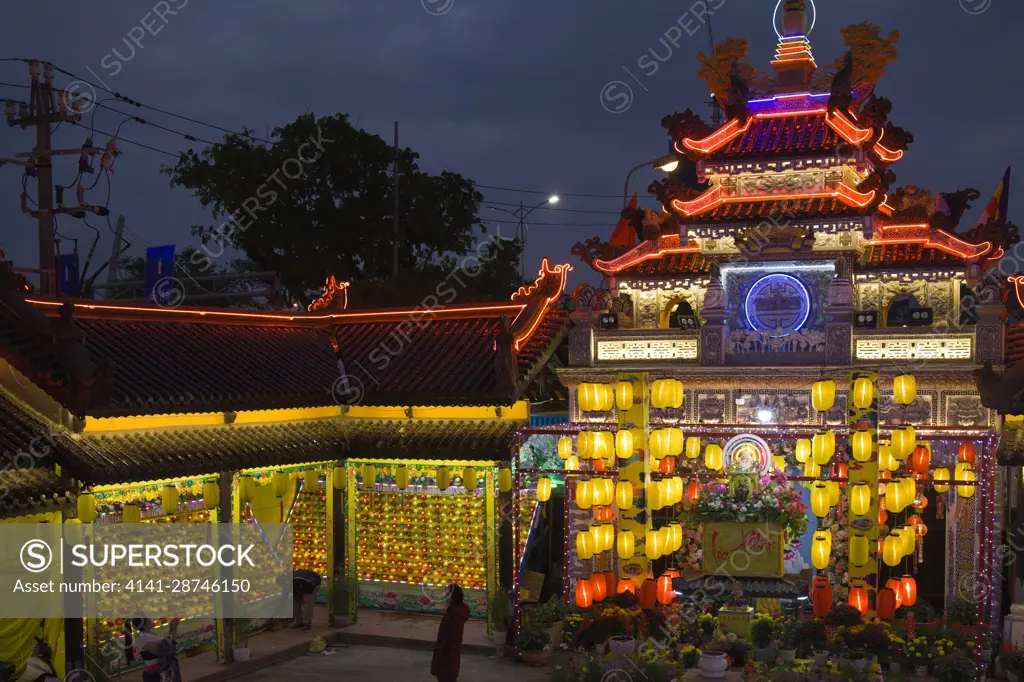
[937, 648, 945, 656]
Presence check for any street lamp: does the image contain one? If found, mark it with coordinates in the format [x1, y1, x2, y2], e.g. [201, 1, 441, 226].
[623, 152, 681, 208]
[488, 195, 559, 279]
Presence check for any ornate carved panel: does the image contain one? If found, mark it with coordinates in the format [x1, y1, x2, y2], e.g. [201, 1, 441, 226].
[975, 323, 1004, 365]
[943, 392, 993, 427]
[878, 394, 934, 426]
[701, 326, 724, 365]
[735, 390, 813, 424]
[568, 327, 594, 367]
[696, 391, 729, 423]
[825, 324, 853, 365]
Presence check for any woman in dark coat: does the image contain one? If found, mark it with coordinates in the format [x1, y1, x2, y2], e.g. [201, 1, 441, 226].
[431, 584, 470, 682]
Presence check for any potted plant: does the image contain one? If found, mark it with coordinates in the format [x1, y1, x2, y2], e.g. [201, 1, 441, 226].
[794, 618, 828, 661]
[519, 623, 551, 666]
[680, 644, 701, 669]
[750, 613, 775, 662]
[945, 600, 977, 636]
[933, 652, 977, 682]
[904, 635, 930, 676]
[888, 633, 906, 674]
[489, 589, 510, 656]
[777, 617, 798, 662]
[231, 619, 250, 662]
[1004, 643, 1024, 682]
[532, 596, 566, 646]
[824, 603, 863, 629]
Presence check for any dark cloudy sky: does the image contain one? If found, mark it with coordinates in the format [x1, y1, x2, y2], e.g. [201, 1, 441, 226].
[0, 0, 1021, 293]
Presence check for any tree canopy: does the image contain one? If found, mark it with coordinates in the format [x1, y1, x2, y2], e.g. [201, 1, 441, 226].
[162, 113, 521, 308]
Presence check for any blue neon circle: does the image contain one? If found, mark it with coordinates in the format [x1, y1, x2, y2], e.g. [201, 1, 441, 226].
[744, 273, 811, 332]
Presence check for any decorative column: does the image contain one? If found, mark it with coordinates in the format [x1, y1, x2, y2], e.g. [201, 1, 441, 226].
[825, 257, 855, 366]
[975, 278, 1006, 365]
[568, 311, 595, 368]
[847, 372, 880, 615]
[617, 373, 649, 588]
[700, 263, 727, 366]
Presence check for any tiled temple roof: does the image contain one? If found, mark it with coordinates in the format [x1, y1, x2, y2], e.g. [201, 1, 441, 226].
[715, 112, 839, 160]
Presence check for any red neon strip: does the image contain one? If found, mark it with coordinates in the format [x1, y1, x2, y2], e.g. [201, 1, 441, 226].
[873, 128, 905, 162]
[593, 235, 701, 275]
[670, 183, 876, 217]
[826, 110, 874, 145]
[679, 118, 750, 154]
[511, 258, 572, 351]
[868, 224, 993, 260]
[1009, 276, 1024, 309]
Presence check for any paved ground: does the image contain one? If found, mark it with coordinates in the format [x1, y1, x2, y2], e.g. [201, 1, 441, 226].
[232, 644, 551, 682]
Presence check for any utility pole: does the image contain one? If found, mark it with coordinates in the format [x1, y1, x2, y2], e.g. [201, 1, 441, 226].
[392, 121, 400, 280]
[2, 61, 107, 295]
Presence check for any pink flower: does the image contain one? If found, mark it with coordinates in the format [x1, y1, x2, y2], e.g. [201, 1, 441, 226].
[418, 595, 433, 605]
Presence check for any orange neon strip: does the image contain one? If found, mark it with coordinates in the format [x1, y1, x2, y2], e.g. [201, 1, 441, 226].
[670, 183, 876, 217]
[878, 199, 894, 216]
[593, 235, 701, 275]
[873, 128, 904, 162]
[1010, 276, 1024, 309]
[511, 259, 571, 351]
[826, 110, 873, 145]
[26, 298, 525, 324]
[679, 118, 750, 155]
[869, 224, 993, 260]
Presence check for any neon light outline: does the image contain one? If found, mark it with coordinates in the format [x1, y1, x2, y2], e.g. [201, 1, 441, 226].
[592, 235, 701, 274]
[670, 183, 876, 217]
[773, 0, 816, 40]
[825, 110, 873, 145]
[743, 273, 811, 333]
[1009, 276, 1024, 309]
[723, 434, 772, 476]
[868, 223, 993, 261]
[679, 108, 829, 156]
[510, 258, 572, 351]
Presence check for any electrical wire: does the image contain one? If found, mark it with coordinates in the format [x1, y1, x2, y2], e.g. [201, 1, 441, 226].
[481, 200, 623, 216]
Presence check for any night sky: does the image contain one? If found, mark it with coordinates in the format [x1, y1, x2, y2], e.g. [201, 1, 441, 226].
[0, 0, 1021, 293]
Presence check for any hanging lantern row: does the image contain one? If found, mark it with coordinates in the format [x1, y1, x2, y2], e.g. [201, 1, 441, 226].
[578, 383, 614, 412]
[576, 478, 614, 509]
[651, 379, 684, 409]
[811, 429, 836, 466]
[644, 524, 683, 560]
[650, 428, 684, 459]
[578, 379, 683, 412]
[648, 477, 685, 510]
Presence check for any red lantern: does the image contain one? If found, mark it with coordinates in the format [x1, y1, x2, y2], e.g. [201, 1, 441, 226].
[592, 573, 608, 602]
[656, 574, 675, 605]
[659, 457, 676, 474]
[885, 578, 903, 609]
[878, 497, 887, 511]
[593, 506, 614, 522]
[909, 446, 930, 474]
[603, 571, 617, 601]
[664, 567, 680, 580]
[849, 584, 869, 616]
[593, 459, 607, 472]
[914, 495, 928, 510]
[877, 587, 897, 619]
[906, 514, 922, 529]
[900, 575, 918, 607]
[878, 509, 888, 524]
[833, 462, 848, 486]
[575, 578, 592, 608]
[959, 442, 976, 465]
[639, 578, 657, 609]
[685, 481, 700, 505]
[811, 575, 833, 618]
[617, 578, 637, 595]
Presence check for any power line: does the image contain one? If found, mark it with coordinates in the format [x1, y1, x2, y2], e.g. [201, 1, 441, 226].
[481, 200, 623, 216]
[475, 183, 622, 199]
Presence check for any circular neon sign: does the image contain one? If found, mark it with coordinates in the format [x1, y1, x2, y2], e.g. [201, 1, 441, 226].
[744, 273, 811, 332]
[723, 434, 772, 476]
[773, 0, 817, 40]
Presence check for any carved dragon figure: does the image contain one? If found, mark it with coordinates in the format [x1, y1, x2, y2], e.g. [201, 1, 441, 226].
[661, 109, 711, 147]
[857, 94, 892, 132]
[964, 217, 1021, 252]
[570, 238, 630, 269]
[812, 22, 900, 106]
[880, 121, 914, 152]
[929, 188, 981, 233]
[696, 38, 770, 108]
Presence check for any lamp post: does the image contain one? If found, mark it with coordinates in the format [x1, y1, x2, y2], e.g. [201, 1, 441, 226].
[488, 195, 559, 280]
[623, 152, 682, 209]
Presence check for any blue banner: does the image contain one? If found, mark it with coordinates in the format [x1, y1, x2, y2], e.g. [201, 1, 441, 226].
[145, 245, 175, 298]
[57, 253, 80, 296]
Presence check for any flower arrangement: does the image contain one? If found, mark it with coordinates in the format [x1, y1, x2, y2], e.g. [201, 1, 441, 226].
[697, 613, 718, 642]
[531, 595, 566, 628]
[1003, 642, 1024, 677]
[750, 613, 776, 649]
[824, 603, 863, 629]
[903, 634, 931, 668]
[519, 623, 551, 651]
[794, 618, 828, 657]
[680, 644, 701, 668]
[561, 612, 584, 647]
[850, 621, 892, 659]
[688, 471, 808, 544]
[933, 652, 977, 682]
[777, 617, 799, 652]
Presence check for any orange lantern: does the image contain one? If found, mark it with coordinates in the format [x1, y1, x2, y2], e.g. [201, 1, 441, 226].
[592, 574, 608, 602]
[959, 442, 976, 465]
[914, 522, 928, 537]
[593, 458, 607, 472]
[909, 446, 930, 474]
[575, 578, 593, 608]
[639, 578, 657, 609]
[617, 578, 637, 595]
[900, 575, 918, 607]
[659, 457, 676, 475]
[849, 582, 869, 616]
[885, 578, 904, 609]
[657, 574, 675, 605]
[593, 506, 614, 523]
[914, 495, 928, 510]
[685, 480, 700, 505]
[664, 567, 680, 579]
[906, 514, 923, 530]
[833, 461, 848, 486]
[878, 509, 888, 524]
[877, 587, 898, 619]
[811, 575, 833, 618]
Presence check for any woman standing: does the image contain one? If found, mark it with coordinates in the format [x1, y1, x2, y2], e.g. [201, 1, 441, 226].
[430, 584, 470, 682]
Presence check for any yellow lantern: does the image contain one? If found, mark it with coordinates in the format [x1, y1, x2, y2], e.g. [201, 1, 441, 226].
[651, 379, 683, 409]
[397, 465, 410, 490]
[811, 482, 830, 517]
[668, 476, 683, 505]
[891, 426, 915, 459]
[597, 478, 615, 506]
[878, 444, 897, 472]
[589, 525, 602, 553]
[772, 455, 786, 472]
[498, 467, 512, 492]
[705, 444, 724, 471]
[659, 526, 672, 552]
[239, 475, 255, 502]
[685, 436, 701, 460]
[650, 429, 670, 459]
[577, 431, 594, 459]
[558, 436, 573, 460]
[827, 480, 840, 507]
[76, 492, 96, 523]
[851, 430, 873, 462]
[566, 456, 580, 471]
[958, 466, 976, 498]
[893, 374, 917, 406]
[576, 480, 594, 509]
[852, 376, 874, 409]
[601, 384, 615, 410]
[536, 477, 552, 502]
[850, 482, 871, 516]
[885, 479, 906, 513]
[803, 459, 821, 478]
[671, 523, 684, 551]
[601, 524, 615, 552]
[577, 530, 594, 560]
[616, 481, 633, 510]
[794, 439, 811, 463]
[882, 536, 902, 567]
[617, 530, 635, 559]
[360, 464, 374, 487]
[645, 530, 663, 559]
[850, 533, 869, 567]
[436, 466, 451, 490]
[812, 379, 836, 412]
[579, 383, 613, 412]
[902, 476, 916, 503]
[578, 383, 596, 411]
[592, 431, 614, 461]
[812, 430, 835, 465]
[899, 525, 915, 556]
[122, 503, 141, 524]
[202, 482, 220, 510]
[161, 485, 179, 514]
[648, 480, 665, 510]
[463, 467, 478, 491]
[933, 467, 950, 493]
[272, 472, 289, 497]
[666, 428, 684, 456]
[811, 531, 831, 570]
[615, 381, 634, 410]
[615, 430, 634, 459]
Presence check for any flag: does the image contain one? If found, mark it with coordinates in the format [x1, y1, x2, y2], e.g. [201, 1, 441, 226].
[974, 166, 1011, 228]
[145, 245, 176, 299]
[610, 193, 638, 249]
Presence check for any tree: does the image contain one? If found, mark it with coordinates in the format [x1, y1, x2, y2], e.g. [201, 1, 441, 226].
[162, 113, 522, 308]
